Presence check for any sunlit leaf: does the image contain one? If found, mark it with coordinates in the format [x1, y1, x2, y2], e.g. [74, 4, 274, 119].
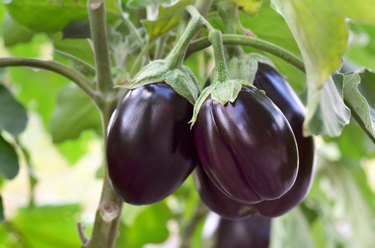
[0, 84, 28, 137]
[142, 0, 195, 41]
[0, 135, 19, 180]
[51, 85, 101, 143]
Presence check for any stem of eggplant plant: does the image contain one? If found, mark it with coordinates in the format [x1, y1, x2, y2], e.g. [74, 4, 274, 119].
[84, 1, 123, 248]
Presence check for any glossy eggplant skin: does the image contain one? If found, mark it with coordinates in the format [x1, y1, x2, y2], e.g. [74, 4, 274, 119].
[194, 86, 299, 205]
[252, 63, 315, 217]
[106, 83, 196, 205]
[194, 166, 255, 220]
[204, 213, 271, 248]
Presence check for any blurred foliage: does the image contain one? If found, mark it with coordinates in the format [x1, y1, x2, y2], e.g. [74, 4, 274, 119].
[0, 0, 374, 248]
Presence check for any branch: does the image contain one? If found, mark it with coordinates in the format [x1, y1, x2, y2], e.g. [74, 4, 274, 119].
[0, 58, 99, 101]
[88, 0, 114, 95]
[187, 34, 305, 72]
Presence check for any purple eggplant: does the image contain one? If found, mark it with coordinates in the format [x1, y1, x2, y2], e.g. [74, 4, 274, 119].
[106, 83, 196, 205]
[252, 63, 315, 217]
[194, 166, 255, 220]
[194, 86, 299, 205]
[203, 213, 271, 248]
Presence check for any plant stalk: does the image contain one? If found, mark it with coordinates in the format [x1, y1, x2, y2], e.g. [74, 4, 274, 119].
[186, 35, 305, 72]
[88, 0, 114, 95]
[0, 58, 99, 101]
[165, 16, 204, 68]
[86, 1, 123, 248]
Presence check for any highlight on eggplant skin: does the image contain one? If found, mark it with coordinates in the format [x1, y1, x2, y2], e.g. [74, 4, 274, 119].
[193, 85, 299, 205]
[106, 83, 197, 205]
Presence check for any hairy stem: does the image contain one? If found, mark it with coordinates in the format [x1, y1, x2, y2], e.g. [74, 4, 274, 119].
[209, 30, 230, 83]
[186, 35, 305, 72]
[0, 58, 99, 101]
[88, 0, 114, 95]
[165, 16, 204, 68]
[86, 1, 123, 248]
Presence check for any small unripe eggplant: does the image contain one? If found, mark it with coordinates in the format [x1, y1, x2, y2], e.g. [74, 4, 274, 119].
[106, 83, 196, 205]
[194, 86, 299, 205]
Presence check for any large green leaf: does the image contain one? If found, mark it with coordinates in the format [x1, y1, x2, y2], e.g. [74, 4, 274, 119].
[272, 0, 375, 136]
[142, 0, 195, 41]
[2, 13, 33, 47]
[12, 204, 81, 248]
[0, 135, 19, 180]
[5, 0, 122, 33]
[117, 202, 172, 248]
[51, 85, 101, 143]
[0, 84, 28, 137]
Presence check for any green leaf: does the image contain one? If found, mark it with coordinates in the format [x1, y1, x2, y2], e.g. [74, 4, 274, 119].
[0, 84, 28, 137]
[142, 0, 195, 41]
[129, 60, 200, 104]
[53, 34, 95, 70]
[0, 135, 19, 180]
[12, 204, 81, 248]
[2, 13, 33, 47]
[237, 0, 264, 16]
[117, 202, 172, 248]
[272, 0, 375, 136]
[5, 0, 121, 33]
[303, 76, 350, 136]
[51, 85, 101, 143]
[340, 71, 375, 143]
[270, 208, 315, 248]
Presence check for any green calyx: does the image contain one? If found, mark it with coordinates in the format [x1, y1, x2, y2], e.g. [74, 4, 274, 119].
[124, 16, 204, 104]
[190, 30, 251, 127]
